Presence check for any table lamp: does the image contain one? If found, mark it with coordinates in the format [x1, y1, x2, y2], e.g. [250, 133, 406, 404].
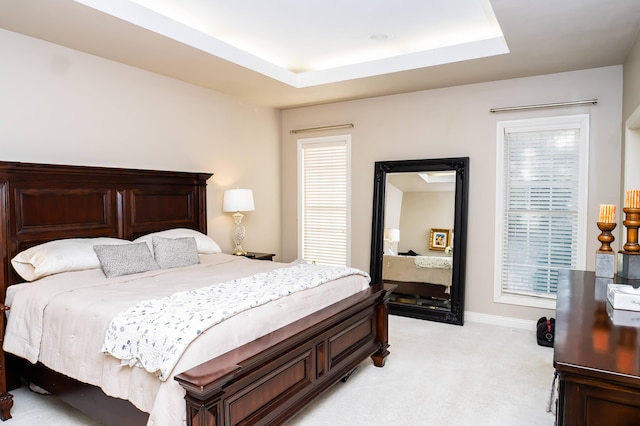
[384, 228, 400, 255]
[223, 188, 255, 255]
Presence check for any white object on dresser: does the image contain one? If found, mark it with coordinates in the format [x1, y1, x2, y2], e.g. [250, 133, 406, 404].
[607, 283, 640, 312]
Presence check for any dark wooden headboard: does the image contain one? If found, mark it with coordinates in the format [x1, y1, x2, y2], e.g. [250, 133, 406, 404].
[0, 161, 212, 300]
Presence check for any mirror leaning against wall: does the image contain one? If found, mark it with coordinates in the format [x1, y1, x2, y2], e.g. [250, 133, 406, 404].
[370, 157, 469, 325]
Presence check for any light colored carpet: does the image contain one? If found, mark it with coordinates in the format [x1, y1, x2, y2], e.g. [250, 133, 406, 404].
[6, 315, 556, 425]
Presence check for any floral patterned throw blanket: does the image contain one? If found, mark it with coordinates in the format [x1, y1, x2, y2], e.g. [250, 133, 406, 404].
[414, 256, 452, 269]
[103, 263, 370, 380]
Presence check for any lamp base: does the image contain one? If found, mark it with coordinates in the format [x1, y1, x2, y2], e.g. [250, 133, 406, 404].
[232, 247, 247, 256]
[231, 212, 247, 256]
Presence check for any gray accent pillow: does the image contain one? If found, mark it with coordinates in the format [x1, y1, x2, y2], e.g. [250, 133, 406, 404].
[93, 243, 159, 278]
[152, 236, 200, 269]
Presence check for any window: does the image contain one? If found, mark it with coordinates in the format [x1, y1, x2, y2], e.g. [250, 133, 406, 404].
[297, 135, 351, 266]
[494, 115, 589, 309]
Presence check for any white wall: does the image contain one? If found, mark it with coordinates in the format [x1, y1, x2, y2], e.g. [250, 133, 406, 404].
[384, 184, 403, 229]
[0, 29, 282, 258]
[281, 66, 623, 321]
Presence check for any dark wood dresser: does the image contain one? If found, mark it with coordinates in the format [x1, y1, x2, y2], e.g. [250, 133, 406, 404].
[554, 270, 640, 425]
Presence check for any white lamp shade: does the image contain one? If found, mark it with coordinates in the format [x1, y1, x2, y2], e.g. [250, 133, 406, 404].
[384, 228, 400, 242]
[223, 189, 255, 212]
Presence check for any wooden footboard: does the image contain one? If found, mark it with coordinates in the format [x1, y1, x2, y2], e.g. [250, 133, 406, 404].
[3, 283, 390, 426]
[175, 283, 392, 426]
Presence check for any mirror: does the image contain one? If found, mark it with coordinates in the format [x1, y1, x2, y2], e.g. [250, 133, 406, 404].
[370, 157, 469, 325]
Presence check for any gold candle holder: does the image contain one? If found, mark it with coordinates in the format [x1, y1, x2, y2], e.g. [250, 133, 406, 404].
[622, 208, 640, 253]
[597, 222, 616, 252]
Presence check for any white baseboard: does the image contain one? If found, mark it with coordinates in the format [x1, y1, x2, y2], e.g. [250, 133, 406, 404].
[465, 310, 537, 331]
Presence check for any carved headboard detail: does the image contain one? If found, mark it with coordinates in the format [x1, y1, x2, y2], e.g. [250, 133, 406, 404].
[0, 161, 212, 299]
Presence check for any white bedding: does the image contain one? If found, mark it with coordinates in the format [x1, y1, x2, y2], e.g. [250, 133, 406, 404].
[104, 263, 369, 380]
[413, 255, 452, 269]
[4, 254, 370, 426]
[382, 254, 452, 287]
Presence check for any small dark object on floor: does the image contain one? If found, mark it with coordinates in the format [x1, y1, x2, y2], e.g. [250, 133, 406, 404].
[536, 317, 555, 347]
[341, 367, 357, 383]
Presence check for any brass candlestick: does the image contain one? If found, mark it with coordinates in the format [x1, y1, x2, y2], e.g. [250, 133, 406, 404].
[622, 208, 640, 253]
[596, 222, 616, 252]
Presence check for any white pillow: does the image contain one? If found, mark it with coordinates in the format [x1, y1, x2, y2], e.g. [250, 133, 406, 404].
[11, 237, 131, 282]
[134, 228, 221, 255]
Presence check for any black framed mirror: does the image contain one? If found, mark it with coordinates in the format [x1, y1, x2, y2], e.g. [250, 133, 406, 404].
[370, 157, 469, 325]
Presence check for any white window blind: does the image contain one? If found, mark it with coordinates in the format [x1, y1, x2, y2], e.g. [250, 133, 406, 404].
[495, 115, 588, 309]
[298, 136, 350, 266]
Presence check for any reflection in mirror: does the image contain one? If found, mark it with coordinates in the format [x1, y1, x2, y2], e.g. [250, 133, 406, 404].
[370, 158, 469, 325]
[384, 172, 455, 310]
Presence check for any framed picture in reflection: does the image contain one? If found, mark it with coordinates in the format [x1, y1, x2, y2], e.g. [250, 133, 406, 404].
[429, 228, 449, 251]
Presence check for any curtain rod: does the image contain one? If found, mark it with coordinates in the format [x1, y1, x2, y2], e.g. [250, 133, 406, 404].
[289, 123, 354, 134]
[489, 99, 598, 113]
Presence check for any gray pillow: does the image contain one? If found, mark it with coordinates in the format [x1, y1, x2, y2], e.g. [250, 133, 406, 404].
[93, 243, 159, 278]
[152, 236, 200, 269]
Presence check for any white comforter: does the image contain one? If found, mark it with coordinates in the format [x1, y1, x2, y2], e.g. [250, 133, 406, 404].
[4, 254, 370, 426]
[104, 263, 369, 380]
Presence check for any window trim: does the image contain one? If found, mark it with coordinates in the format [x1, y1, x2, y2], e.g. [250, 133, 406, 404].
[494, 114, 590, 309]
[297, 134, 352, 266]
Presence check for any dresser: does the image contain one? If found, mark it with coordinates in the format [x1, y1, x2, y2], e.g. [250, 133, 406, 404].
[554, 270, 640, 425]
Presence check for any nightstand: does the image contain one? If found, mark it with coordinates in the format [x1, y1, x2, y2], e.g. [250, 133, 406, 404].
[243, 252, 275, 261]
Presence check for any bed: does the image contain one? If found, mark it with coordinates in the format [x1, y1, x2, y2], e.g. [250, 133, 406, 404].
[382, 254, 452, 300]
[0, 161, 392, 426]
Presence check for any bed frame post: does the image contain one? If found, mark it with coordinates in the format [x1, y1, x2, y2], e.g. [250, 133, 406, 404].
[184, 393, 223, 426]
[0, 305, 13, 421]
[371, 284, 392, 367]
[0, 178, 13, 421]
[181, 367, 237, 426]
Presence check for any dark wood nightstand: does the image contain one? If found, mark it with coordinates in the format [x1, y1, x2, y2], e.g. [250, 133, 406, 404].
[244, 252, 275, 261]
